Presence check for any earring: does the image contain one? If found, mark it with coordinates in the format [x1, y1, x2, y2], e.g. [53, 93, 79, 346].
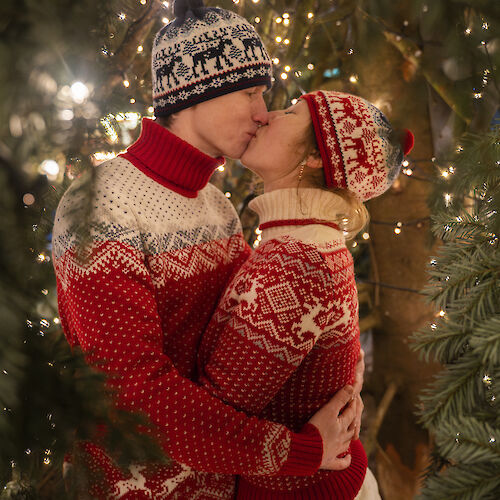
[298, 161, 306, 183]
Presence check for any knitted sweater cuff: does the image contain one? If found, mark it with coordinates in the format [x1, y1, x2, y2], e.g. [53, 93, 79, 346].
[277, 423, 323, 476]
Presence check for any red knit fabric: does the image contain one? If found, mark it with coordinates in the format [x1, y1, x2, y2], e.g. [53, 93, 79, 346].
[197, 203, 368, 498]
[259, 218, 340, 231]
[121, 118, 225, 198]
[52, 124, 323, 498]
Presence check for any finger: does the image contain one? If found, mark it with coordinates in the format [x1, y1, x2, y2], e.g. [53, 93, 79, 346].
[327, 386, 354, 415]
[328, 453, 352, 471]
[339, 398, 356, 424]
[354, 355, 365, 394]
[354, 424, 360, 440]
[340, 435, 354, 449]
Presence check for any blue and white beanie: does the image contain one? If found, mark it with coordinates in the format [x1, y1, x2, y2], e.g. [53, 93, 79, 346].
[152, 0, 273, 117]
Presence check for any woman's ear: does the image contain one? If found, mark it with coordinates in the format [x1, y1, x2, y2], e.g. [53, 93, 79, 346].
[305, 151, 323, 170]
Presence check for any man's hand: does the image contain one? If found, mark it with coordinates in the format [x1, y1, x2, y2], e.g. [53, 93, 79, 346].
[308, 386, 356, 471]
[352, 349, 365, 440]
[353, 348, 365, 395]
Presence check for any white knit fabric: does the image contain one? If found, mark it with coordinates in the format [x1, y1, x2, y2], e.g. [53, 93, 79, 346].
[249, 188, 349, 244]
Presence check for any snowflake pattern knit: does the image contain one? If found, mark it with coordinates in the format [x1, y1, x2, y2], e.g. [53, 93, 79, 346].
[52, 119, 323, 499]
[198, 188, 368, 499]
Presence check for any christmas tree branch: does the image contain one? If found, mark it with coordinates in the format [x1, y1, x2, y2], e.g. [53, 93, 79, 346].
[381, 32, 473, 125]
[95, 0, 163, 101]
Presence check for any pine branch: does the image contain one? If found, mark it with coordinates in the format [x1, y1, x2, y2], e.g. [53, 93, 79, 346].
[357, 8, 475, 124]
[418, 463, 500, 500]
[468, 316, 500, 366]
[95, 0, 163, 102]
[418, 354, 483, 428]
[436, 415, 499, 465]
[410, 320, 470, 364]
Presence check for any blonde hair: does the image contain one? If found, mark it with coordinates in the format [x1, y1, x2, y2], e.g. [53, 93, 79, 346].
[298, 123, 369, 240]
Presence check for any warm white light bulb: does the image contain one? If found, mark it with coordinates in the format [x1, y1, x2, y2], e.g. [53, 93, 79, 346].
[70, 81, 89, 103]
[40, 159, 60, 178]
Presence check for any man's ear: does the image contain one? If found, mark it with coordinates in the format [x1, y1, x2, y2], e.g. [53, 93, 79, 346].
[305, 151, 323, 170]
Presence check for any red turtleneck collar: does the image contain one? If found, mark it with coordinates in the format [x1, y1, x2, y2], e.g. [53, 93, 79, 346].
[119, 118, 225, 198]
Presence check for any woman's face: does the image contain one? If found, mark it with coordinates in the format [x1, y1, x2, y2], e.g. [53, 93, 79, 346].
[240, 100, 312, 190]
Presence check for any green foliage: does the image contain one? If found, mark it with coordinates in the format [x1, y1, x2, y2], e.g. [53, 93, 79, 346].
[421, 463, 500, 500]
[0, 1, 167, 496]
[411, 130, 500, 498]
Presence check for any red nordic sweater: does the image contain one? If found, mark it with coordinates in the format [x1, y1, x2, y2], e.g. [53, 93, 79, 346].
[198, 188, 368, 499]
[52, 119, 323, 499]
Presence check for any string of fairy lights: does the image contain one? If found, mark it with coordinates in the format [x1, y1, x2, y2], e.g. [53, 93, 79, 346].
[12, 0, 497, 469]
[21, 0, 496, 313]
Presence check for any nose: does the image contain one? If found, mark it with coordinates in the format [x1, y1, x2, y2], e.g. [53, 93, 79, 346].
[267, 110, 281, 122]
[252, 94, 269, 126]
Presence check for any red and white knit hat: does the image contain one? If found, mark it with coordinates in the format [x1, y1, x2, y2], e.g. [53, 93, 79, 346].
[300, 91, 414, 202]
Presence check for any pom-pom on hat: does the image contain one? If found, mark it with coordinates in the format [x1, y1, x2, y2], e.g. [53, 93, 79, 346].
[300, 91, 414, 202]
[152, 0, 273, 117]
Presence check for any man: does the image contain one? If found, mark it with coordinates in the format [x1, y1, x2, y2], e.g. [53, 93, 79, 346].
[52, 1, 363, 497]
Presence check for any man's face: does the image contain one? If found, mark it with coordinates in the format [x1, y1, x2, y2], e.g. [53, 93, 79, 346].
[184, 86, 269, 159]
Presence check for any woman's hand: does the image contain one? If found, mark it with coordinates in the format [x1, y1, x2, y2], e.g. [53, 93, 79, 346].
[308, 386, 356, 470]
[352, 349, 365, 440]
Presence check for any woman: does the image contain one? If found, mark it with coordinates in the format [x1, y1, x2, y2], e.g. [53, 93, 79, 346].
[197, 90, 413, 499]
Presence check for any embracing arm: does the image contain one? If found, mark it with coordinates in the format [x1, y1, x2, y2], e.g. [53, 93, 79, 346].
[53, 232, 323, 477]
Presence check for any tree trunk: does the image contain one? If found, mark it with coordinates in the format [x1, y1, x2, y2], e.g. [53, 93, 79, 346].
[355, 38, 440, 499]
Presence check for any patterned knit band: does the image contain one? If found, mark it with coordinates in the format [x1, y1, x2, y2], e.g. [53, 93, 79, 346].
[301, 91, 413, 202]
[152, 1, 273, 116]
[259, 219, 341, 232]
